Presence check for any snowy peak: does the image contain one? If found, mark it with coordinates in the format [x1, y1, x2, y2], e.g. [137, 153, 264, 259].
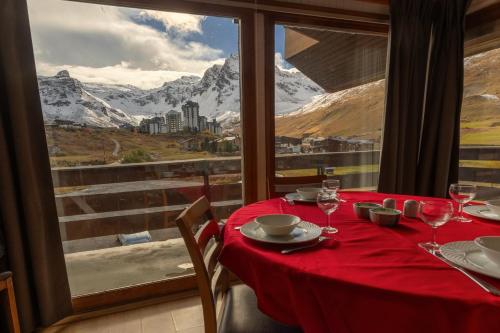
[162, 75, 199, 87]
[37, 54, 324, 128]
[55, 70, 71, 78]
[38, 72, 137, 127]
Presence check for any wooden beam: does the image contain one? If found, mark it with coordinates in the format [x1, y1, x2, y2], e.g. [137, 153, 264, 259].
[69, 0, 388, 24]
[466, 2, 500, 29]
[215, 0, 389, 23]
[71, 276, 197, 312]
[271, 12, 388, 36]
[239, 13, 261, 204]
[356, 0, 388, 4]
[284, 28, 319, 59]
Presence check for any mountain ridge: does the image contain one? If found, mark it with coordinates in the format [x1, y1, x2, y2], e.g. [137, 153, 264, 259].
[275, 47, 500, 146]
[38, 54, 324, 128]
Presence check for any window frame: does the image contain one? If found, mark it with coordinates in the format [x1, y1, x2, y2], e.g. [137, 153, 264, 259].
[13, 0, 500, 316]
[49, 1, 389, 312]
[264, 12, 388, 196]
[29, 0, 258, 312]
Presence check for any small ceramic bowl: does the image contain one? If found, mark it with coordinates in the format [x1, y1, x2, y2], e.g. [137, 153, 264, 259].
[475, 236, 500, 266]
[485, 199, 500, 216]
[369, 208, 401, 227]
[353, 202, 383, 219]
[296, 187, 322, 200]
[255, 214, 301, 236]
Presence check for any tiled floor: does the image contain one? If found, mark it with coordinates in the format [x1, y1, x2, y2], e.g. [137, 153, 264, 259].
[42, 296, 204, 333]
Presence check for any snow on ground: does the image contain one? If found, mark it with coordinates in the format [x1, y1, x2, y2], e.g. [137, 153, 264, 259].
[65, 238, 192, 295]
[289, 79, 385, 116]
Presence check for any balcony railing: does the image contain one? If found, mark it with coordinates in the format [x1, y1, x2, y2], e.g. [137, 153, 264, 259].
[53, 146, 499, 243]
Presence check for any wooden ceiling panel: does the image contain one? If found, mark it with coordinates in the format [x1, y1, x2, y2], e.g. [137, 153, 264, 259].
[284, 27, 387, 92]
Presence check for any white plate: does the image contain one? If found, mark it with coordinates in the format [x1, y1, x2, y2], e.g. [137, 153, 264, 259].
[440, 241, 500, 279]
[463, 205, 500, 221]
[240, 221, 322, 245]
[285, 192, 317, 203]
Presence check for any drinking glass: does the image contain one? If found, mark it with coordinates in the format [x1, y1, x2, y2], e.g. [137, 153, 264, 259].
[317, 191, 340, 234]
[322, 179, 340, 193]
[418, 200, 454, 253]
[448, 183, 477, 223]
[280, 196, 295, 215]
[322, 179, 346, 202]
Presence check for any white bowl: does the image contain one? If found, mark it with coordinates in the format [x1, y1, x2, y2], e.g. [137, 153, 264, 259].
[475, 236, 500, 266]
[353, 202, 383, 219]
[486, 199, 500, 216]
[296, 187, 322, 200]
[368, 208, 401, 227]
[255, 214, 301, 236]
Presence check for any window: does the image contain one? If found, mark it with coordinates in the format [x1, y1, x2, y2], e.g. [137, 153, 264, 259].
[28, 0, 242, 298]
[459, 47, 500, 200]
[273, 23, 387, 190]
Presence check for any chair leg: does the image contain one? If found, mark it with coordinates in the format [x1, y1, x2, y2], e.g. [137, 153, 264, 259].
[3, 277, 21, 333]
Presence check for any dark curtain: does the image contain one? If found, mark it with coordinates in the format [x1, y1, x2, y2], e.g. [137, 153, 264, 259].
[378, 1, 434, 195]
[416, 0, 470, 197]
[0, 0, 73, 331]
[378, 0, 470, 197]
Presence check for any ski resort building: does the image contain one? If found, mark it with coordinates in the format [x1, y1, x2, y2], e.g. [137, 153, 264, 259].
[165, 110, 182, 133]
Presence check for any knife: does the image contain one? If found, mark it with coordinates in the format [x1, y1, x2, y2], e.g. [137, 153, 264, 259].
[429, 249, 500, 296]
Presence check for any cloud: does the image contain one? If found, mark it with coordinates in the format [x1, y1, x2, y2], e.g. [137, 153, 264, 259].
[26, 0, 226, 87]
[138, 10, 206, 34]
[36, 62, 206, 89]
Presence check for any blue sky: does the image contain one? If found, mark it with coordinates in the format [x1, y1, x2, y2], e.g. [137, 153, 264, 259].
[136, 15, 287, 59]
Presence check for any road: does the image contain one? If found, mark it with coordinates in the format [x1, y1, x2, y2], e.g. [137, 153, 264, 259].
[111, 139, 120, 157]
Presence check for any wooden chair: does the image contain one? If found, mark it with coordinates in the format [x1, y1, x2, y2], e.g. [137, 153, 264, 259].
[176, 196, 301, 333]
[272, 175, 327, 198]
[0, 271, 21, 333]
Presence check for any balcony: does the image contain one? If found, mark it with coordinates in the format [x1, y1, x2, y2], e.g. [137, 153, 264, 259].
[54, 146, 500, 296]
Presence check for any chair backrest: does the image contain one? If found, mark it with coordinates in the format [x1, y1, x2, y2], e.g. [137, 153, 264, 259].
[272, 175, 327, 197]
[176, 196, 228, 333]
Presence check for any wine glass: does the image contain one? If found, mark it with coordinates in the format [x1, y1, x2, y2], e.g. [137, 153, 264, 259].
[317, 191, 340, 234]
[322, 179, 346, 202]
[279, 196, 295, 215]
[418, 200, 454, 253]
[449, 183, 477, 223]
[322, 179, 340, 194]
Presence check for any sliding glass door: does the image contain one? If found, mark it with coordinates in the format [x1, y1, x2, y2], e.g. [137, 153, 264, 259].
[273, 22, 388, 190]
[27, 0, 243, 302]
[459, 46, 500, 200]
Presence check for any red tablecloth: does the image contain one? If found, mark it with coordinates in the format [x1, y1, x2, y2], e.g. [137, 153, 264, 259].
[219, 191, 500, 333]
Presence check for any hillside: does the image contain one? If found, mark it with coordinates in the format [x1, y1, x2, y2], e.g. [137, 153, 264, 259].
[276, 47, 500, 146]
[45, 127, 216, 167]
[275, 80, 385, 142]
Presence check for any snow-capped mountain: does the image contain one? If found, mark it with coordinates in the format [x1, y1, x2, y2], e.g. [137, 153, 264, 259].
[37, 54, 324, 128]
[38, 70, 137, 127]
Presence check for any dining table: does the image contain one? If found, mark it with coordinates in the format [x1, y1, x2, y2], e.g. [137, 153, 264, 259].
[219, 191, 500, 333]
